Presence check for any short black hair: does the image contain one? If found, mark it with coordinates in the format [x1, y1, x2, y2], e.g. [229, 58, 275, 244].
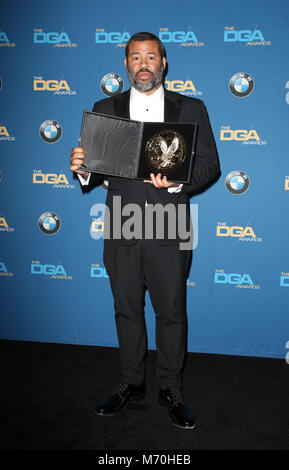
[125, 32, 166, 60]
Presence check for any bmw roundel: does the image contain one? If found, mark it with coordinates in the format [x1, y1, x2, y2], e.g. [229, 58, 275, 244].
[38, 212, 61, 235]
[100, 73, 124, 96]
[229, 72, 254, 98]
[40, 120, 62, 143]
[225, 170, 250, 194]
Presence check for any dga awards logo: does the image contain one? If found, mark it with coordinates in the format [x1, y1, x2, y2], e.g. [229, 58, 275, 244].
[33, 76, 76, 95]
[33, 29, 77, 47]
[280, 272, 289, 287]
[39, 120, 62, 143]
[0, 261, 14, 277]
[0, 31, 15, 47]
[164, 79, 202, 97]
[90, 263, 109, 278]
[158, 28, 204, 47]
[95, 29, 130, 47]
[33, 170, 74, 189]
[224, 26, 271, 46]
[220, 126, 266, 145]
[285, 177, 289, 191]
[31, 260, 72, 280]
[225, 170, 250, 195]
[0, 125, 15, 141]
[214, 269, 260, 290]
[38, 212, 61, 235]
[0, 216, 15, 232]
[216, 223, 262, 243]
[229, 73, 254, 98]
[100, 73, 124, 96]
[90, 204, 105, 240]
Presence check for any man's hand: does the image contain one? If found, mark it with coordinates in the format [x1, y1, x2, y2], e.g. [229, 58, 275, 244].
[144, 173, 180, 189]
[70, 146, 90, 180]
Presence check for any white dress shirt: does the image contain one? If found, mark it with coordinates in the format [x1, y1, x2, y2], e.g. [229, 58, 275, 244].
[79, 86, 182, 193]
[129, 84, 164, 122]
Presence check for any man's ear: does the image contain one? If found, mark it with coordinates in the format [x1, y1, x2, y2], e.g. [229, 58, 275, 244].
[162, 57, 166, 69]
[124, 58, 127, 68]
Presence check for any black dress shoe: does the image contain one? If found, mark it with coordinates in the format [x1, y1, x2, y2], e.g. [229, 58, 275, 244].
[159, 388, 195, 429]
[94, 382, 146, 416]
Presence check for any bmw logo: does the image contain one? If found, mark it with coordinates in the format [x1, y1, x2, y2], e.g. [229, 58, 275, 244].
[100, 73, 124, 96]
[38, 212, 61, 235]
[225, 170, 250, 194]
[229, 72, 254, 98]
[39, 120, 62, 143]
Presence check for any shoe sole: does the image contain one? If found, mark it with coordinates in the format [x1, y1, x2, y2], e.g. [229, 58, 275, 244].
[173, 421, 196, 430]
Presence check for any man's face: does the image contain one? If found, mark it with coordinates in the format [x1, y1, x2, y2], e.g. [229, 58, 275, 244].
[125, 40, 166, 93]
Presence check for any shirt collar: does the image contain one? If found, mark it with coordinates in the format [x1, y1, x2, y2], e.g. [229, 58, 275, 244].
[130, 85, 164, 103]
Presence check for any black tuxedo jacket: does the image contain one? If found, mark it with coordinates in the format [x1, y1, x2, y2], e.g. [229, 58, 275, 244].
[81, 88, 220, 245]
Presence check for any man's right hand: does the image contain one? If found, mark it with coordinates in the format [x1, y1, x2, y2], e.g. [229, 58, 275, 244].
[70, 146, 90, 180]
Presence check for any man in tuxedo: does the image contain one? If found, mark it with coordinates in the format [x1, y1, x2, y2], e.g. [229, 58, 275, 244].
[70, 32, 220, 429]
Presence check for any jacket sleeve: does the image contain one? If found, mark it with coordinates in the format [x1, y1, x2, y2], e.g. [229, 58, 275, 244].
[181, 100, 221, 196]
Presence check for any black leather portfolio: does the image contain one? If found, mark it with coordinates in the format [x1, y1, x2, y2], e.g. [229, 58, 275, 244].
[79, 111, 198, 183]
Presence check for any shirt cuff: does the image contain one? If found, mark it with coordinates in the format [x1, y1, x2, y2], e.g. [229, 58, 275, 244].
[167, 184, 183, 194]
[78, 173, 91, 186]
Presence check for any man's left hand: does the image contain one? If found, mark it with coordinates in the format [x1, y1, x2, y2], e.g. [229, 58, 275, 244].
[144, 173, 180, 189]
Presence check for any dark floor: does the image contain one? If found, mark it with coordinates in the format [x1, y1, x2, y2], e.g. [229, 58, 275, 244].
[0, 339, 288, 451]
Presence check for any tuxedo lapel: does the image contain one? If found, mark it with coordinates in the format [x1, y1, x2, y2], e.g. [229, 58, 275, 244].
[164, 89, 183, 122]
[113, 90, 130, 119]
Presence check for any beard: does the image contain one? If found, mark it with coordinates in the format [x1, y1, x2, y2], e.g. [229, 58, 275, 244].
[126, 63, 164, 92]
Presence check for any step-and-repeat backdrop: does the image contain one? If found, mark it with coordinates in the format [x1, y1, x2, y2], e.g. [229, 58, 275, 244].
[1, 0, 288, 359]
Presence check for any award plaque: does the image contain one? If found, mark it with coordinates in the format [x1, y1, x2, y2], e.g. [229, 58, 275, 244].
[145, 130, 187, 174]
[79, 111, 198, 183]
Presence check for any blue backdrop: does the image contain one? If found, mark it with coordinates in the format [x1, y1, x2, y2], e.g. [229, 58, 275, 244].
[1, 0, 289, 359]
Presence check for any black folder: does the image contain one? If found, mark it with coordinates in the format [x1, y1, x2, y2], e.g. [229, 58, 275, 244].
[79, 111, 198, 183]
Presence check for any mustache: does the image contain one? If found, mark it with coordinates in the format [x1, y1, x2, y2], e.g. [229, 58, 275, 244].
[136, 68, 153, 75]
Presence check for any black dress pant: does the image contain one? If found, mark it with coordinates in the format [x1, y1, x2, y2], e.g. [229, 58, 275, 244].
[103, 239, 192, 390]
